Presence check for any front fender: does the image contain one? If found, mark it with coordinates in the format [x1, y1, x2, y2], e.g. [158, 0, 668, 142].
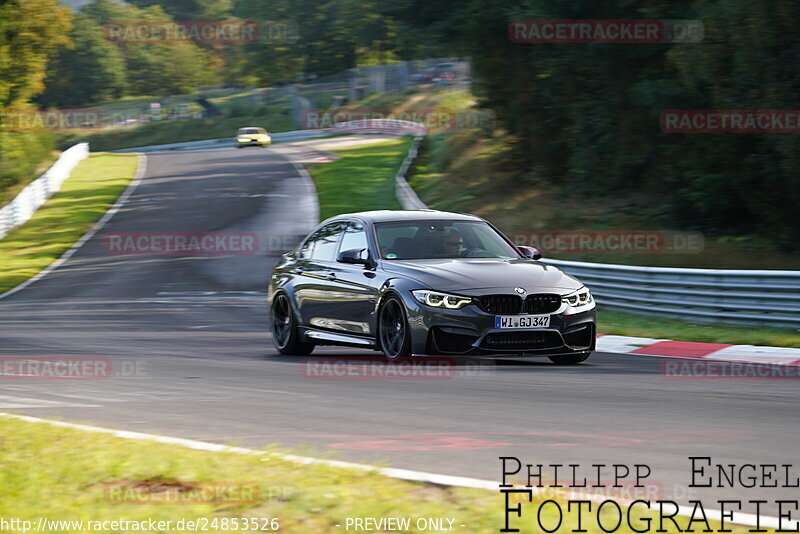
[373, 278, 430, 355]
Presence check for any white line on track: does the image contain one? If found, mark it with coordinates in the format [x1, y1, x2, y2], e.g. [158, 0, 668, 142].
[0, 154, 148, 300]
[0, 396, 100, 408]
[0, 413, 793, 530]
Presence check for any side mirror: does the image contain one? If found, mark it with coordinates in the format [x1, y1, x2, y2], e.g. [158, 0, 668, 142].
[337, 248, 370, 265]
[518, 246, 542, 260]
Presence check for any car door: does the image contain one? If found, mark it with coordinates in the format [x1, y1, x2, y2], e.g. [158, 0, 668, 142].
[323, 221, 381, 336]
[293, 222, 346, 326]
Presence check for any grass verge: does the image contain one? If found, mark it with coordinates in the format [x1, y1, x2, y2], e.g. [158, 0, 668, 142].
[0, 416, 762, 533]
[308, 137, 411, 221]
[598, 308, 800, 348]
[404, 91, 800, 270]
[0, 152, 139, 294]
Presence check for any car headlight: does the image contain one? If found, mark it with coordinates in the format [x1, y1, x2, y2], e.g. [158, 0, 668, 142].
[562, 288, 593, 307]
[411, 290, 473, 310]
[237, 137, 249, 142]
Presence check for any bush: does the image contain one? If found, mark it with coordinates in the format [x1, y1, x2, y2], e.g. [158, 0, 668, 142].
[0, 130, 56, 204]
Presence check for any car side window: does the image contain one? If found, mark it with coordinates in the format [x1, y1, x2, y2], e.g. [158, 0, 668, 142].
[309, 223, 345, 262]
[298, 233, 317, 259]
[338, 222, 369, 260]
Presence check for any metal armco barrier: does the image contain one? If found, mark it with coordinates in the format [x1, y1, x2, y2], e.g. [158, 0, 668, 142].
[542, 258, 800, 328]
[392, 130, 800, 329]
[0, 143, 89, 241]
[395, 136, 427, 211]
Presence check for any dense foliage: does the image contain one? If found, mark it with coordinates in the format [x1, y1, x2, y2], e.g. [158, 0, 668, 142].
[390, 0, 800, 250]
[1, 0, 797, 250]
[35, 0, 416, 105]
[0, 0, 70, 198]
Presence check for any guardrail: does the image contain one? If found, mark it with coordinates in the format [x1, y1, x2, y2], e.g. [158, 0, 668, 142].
[0, 143, 89, 241]
[542, 259, 800, 328]
[395, 136, 427, 211]
[113, 122, 427, 154]
[391, 132, 800, 328]
[113, 129, 333, 153]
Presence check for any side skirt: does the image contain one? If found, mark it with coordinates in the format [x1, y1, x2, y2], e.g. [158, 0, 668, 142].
[304, 329, 376, 348]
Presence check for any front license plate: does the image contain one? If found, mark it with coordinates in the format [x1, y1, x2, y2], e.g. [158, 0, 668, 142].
[495, 315, 550, 329]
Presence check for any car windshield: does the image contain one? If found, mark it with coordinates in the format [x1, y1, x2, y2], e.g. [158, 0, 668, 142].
[238, 128, 262, 135]
[375, 220, 520, 260]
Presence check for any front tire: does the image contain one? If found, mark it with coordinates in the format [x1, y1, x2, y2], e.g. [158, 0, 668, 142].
[271, 292, 314, 355]
[548, 352, 592, 365]
[377, 296, 411, 362]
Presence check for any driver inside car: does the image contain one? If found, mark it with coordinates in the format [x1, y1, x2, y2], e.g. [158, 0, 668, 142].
[437, 228, 465, 257]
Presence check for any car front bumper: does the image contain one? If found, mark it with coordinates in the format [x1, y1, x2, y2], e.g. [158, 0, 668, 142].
[402, 294, 596, 357]
[237, 138, 271, 146]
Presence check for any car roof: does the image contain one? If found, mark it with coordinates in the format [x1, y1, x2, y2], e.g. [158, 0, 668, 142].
[238, 126, 264, 130]
[326, 209, 484, 224]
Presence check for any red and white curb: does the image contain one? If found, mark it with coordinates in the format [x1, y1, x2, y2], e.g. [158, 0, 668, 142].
[274, 144, 338, 164]
[597, 334, 800, 365]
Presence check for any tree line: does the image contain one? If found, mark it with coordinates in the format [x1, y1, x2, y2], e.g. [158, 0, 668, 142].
[389, 0, 800, 251]
[31, 0, 424, 107]
[2, 0, 798, 251]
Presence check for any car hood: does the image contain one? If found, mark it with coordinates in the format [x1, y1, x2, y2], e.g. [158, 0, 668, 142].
[380, 258, 583, 294]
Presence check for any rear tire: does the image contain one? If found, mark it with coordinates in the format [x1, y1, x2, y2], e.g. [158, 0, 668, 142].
[271, 293, 314, 356]
[377, 296, 411, 362]
[548, 352, 591, 365]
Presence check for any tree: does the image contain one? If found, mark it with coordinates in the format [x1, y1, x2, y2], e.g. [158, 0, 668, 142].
[38, 14, 127, 107]
[0, 0, 72, 108]
[0, 0, 70, 201]
[393, 0, 800, 250]
[105, 0, 215, 93]
[127, 0, 232, 21]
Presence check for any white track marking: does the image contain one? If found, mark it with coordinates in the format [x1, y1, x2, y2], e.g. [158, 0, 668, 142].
[599, 335, 800, 364]
[704, 345, 800, 362]
[596, 335, 663, 353]
[0, 413, 793, 530]
[0, 154, 147, 300]
[0, 396, 100, 408]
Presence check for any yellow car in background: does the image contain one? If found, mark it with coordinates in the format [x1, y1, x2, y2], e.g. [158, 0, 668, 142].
[236, 127, 271, 148]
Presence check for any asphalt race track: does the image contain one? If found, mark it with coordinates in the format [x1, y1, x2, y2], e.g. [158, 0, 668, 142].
[0, 142, 797, 514]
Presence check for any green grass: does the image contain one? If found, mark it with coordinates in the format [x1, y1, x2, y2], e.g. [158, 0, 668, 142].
[0, 152, 139, 294]
[0, 416, 764, 533]
[300, 88, 349, 109]
[403, 90, 800, 270]
[56, 87, 272, 116]
[598, 308, 800, 348]
[309, 137, 411, 221]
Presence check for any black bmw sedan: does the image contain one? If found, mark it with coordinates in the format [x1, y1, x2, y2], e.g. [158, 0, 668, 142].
[269, 210, 596, 364]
